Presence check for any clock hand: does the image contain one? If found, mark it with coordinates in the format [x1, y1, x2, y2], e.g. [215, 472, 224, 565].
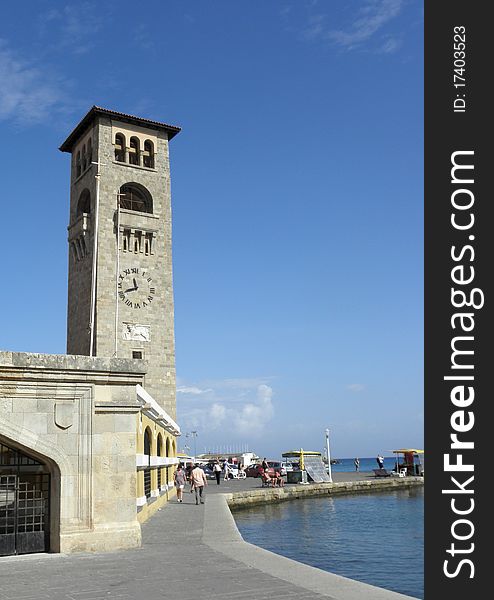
[133, 278, 138, 289]
[124, 286, 137, 293]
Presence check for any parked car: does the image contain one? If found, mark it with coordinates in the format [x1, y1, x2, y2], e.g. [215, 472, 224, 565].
[226, 464, 239, 478]
[200, 465, 216, 479]
[245, 461, 287, 478]
[268, 461, 287, 476]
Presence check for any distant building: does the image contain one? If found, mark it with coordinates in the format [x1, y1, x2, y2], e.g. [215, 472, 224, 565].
[0, 107, 182, 556]
[197, 452, 258, 467]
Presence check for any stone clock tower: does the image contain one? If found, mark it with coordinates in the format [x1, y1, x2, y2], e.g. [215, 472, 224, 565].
[60, 106, 181, 418]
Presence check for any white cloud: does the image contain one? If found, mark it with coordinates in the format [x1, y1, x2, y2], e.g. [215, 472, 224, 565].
[327, 0, 404, 50]
[301, 14, 327, 41]
[177, 378, 275, 438]
[0, 40, 68, 125]
[347, 383, 365, 392]
[38, 3, 103, 55]
[177, 386, 212, 395]
[209, 403, 227, 425]
[378, 36, 403, 54]
[291, 0, 405, 52]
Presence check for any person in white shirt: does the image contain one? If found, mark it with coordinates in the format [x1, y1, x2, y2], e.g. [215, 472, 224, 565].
[190, 464, 208, 505]
[213, 460, 222, 485]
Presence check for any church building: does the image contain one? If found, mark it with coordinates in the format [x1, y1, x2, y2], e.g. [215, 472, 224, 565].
[0, 107, 182, 556]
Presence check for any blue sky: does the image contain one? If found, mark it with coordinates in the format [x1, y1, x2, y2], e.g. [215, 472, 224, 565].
[0, 0, 423, 459]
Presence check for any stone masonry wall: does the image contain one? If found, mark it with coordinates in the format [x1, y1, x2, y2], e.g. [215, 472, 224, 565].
[0, 351, 146, 553]
[65, 114, 177, 419]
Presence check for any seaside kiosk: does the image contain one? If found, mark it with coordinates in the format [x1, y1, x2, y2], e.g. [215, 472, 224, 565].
[282, 449, 331, 483]
[391, 449, 424, 476]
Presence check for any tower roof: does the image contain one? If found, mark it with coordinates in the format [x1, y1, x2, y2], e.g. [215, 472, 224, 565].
[59, 106, 181, 152]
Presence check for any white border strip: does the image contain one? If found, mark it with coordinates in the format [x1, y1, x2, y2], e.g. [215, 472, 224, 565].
[136, 384, 181, 435]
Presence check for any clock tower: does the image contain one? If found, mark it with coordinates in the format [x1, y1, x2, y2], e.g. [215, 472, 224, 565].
[60, 107, 181, 417]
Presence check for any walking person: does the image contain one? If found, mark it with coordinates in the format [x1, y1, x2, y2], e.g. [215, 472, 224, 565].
[354, 457, 360, 472]
[190, 463, 208, 505]
[213, 460, 222, 485]
[223, 459, 230, 481]
[174, 464, 186, 503]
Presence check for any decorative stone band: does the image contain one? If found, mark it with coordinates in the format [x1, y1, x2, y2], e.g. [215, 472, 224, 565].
[136, 384, 181, 435]
[151, 456, 179, 467]
[136, 495, 147, 507]
[136, 454, 149, 468]
[136, 455, 180, 468]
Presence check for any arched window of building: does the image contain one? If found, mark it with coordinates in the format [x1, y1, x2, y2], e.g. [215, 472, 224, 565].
[165, 437, 170, 493]
[143, 427, 152, 499]
[143, 140, 154, 168]
[82, 144, 87, 172]
[87, 138, 93, 166]
[157, 434, 163, 493]
[77, 189, 91, 216]
[76, 151, 81, 177]
[119, 183, 153, 214]
[115, 133, 126, 162]
[129, 136, 140, 165]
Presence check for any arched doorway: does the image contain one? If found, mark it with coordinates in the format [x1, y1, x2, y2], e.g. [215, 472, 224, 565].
[0, 441, 51, 556]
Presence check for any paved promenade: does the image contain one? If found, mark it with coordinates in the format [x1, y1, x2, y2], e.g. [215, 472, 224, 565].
[0, 474, 417, 600]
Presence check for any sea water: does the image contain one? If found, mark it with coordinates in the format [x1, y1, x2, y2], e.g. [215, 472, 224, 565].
[330, 456, 416, 473]
[233, 486, 424, 599]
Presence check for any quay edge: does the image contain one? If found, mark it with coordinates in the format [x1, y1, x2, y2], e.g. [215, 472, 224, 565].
[225, 476, 425, 509]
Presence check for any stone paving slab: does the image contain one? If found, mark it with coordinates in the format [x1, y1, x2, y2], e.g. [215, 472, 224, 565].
[0, 474, 418, 600]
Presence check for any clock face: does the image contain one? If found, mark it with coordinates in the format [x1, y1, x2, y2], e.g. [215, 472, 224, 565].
[118, 267, 156, 309]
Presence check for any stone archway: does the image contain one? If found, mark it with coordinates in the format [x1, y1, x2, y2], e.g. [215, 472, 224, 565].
[0, 418, 70, 553]
[0, 437, 60, 556]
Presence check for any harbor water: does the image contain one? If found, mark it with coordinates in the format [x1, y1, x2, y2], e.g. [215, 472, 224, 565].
[233, 484, 424, 599]
[329, 456, 415, 473]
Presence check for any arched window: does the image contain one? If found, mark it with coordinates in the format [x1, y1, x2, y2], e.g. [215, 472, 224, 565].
[87, 138, 93, 165]
[77, 189, 91, 216]
[119, 183, 153, 214]
[157, 434, 163, 492]
[143, 427, 152, 499]
[143, 140, 154, 168]
[115, 133, 125, 162]
[76, 151, 81, 177]
[165, 438, 170, 492]
[82, 144, 87, 172]
[129, 136, 140, 165]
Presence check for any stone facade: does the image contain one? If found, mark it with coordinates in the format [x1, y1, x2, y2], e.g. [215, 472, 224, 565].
[0, 351, 181, 553]
[64, 107, 180, 419]
[0, 352, 145, 553]
[0, 108, 182, 556]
